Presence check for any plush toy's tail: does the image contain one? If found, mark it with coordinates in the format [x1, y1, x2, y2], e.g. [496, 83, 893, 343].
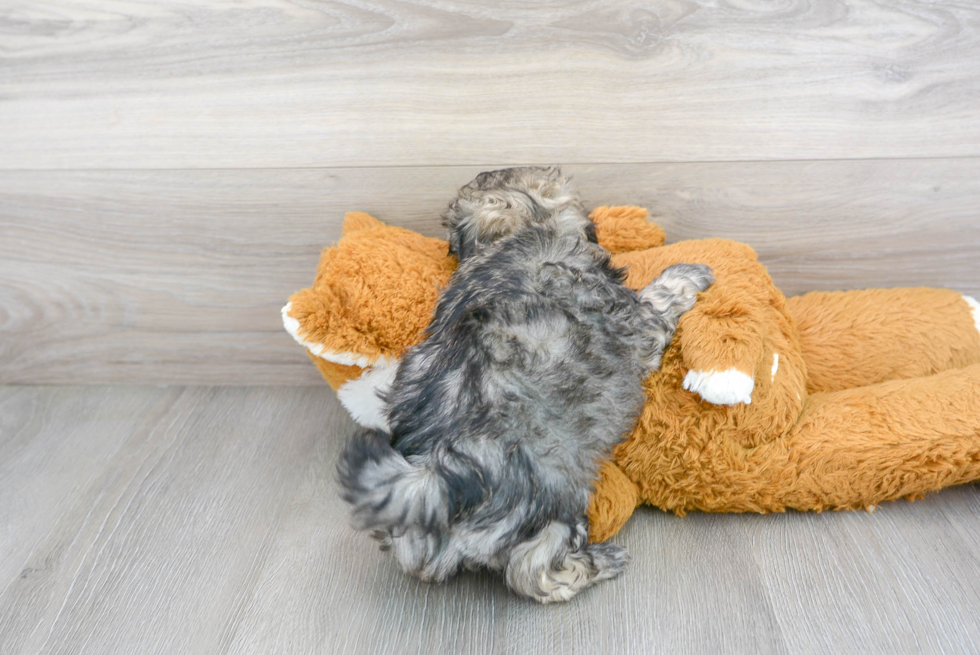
[337, 428, 448, 535]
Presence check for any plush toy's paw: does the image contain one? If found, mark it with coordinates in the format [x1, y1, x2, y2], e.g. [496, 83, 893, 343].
[683, 369, 755, 405]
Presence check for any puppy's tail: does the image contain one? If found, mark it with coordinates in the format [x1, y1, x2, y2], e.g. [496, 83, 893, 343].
[337, 429, 448, 536]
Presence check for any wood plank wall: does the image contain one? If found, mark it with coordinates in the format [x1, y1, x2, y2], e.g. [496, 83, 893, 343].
[2, 1, 979, 385]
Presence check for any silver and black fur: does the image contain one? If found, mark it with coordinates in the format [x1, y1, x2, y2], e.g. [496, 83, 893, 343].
[338, 167, 713, 602]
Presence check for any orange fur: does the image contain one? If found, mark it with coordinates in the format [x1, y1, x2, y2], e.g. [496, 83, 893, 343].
[284, 207, 980, 541]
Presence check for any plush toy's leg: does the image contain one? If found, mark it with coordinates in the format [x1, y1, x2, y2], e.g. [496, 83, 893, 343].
[787, 288, 980, 393]
[676, 290, 768, 406]
[774, 363, 980, 511]
[587, 460, 641, 542]
[615, 239, 783, 407]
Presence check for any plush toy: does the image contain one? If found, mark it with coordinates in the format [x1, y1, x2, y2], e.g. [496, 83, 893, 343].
[283, 207, 980, 541]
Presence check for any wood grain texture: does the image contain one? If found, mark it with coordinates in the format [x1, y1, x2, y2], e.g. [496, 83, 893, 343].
[0, 385, 339, 655]
[3, 0, 980, 169]
[0, 386, 174, 588]
[743, 500, 980, 653]
[2, 160, 979, 385]
[2, 385, 980, 654]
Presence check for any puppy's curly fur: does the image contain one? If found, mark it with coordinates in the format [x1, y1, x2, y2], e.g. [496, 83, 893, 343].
[339, 167, 712, 602]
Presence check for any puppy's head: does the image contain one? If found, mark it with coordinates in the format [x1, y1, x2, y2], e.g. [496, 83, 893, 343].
[442, 166, 595, 260]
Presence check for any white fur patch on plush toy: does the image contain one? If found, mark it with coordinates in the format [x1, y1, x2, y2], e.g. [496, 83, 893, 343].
[336, 358, 400, 432]
[965, 295, 980, 337]
[683, 369, 755, 405]
[281, 302, 400, 430]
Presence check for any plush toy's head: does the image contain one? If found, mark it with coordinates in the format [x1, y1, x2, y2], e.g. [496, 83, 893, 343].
[282, 212, 454, 427]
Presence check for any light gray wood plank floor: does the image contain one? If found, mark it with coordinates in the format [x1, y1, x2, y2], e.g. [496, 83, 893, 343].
[2, 385, 979, 654]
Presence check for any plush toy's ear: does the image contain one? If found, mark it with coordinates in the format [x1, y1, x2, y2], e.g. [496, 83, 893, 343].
[342, 211, 385, 236]
[590, 206, 666, 254]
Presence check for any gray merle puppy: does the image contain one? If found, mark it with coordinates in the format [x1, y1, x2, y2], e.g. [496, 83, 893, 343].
[338, 166, 713, 602]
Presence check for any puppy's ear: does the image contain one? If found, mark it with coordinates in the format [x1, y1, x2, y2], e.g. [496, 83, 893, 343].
[446, 226, 467, 260]
[474, 171, 496, 189]
[543, 165, 563, 182]
[444, 204, 473, 260]
[584, 220, 598, 244]
[442, 197, 467, 260]
[447, 231, 463, 260]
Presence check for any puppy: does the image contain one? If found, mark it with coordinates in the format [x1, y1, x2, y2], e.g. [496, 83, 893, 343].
[338, 167, 713, 602]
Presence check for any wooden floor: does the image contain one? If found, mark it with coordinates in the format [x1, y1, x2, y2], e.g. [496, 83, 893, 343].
[1, 384, 978, 655]
[4, 1, 980, 652]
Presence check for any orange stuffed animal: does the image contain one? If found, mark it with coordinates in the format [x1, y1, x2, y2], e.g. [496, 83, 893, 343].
[284, 207, 980, 541]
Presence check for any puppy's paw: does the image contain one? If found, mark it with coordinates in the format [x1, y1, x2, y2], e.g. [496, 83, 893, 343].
[644, 263, 714, 314]
[506, 522, 629, 603]
[370, 529, 393, 552]
[586, 542, 629, 582]
[663, 263, 715, 294]
[530, 543, 629, 604]
[683, 368, 754, 405]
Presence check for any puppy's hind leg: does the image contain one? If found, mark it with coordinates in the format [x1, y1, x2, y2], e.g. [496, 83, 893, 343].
[637, 263, 714, 370]
[504, 521, 628, 603]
